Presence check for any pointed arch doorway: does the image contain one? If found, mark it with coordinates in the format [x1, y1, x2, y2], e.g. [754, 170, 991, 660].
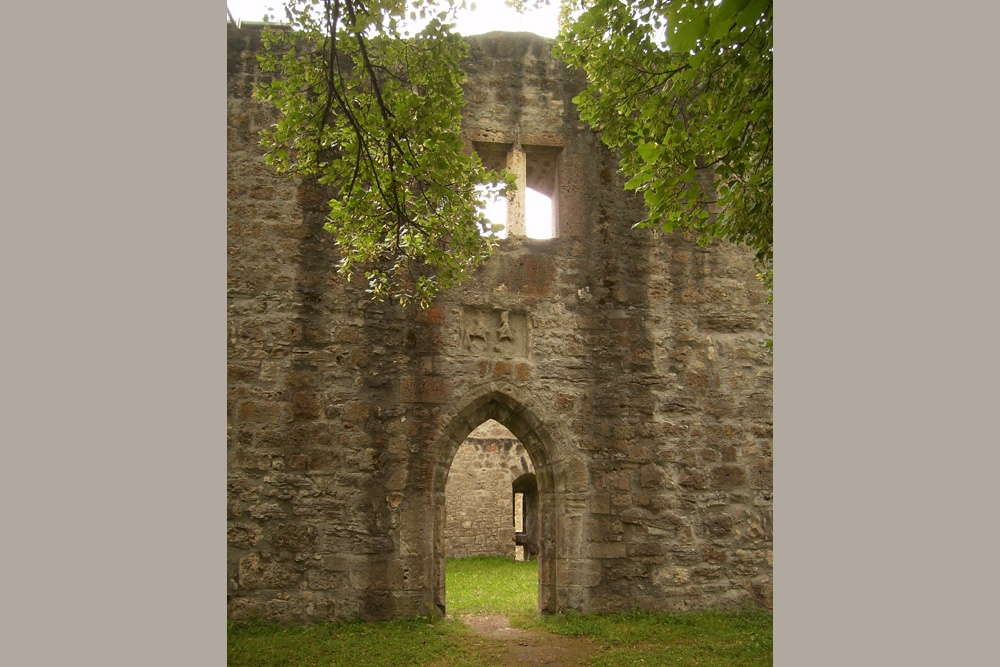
[427, 387, 589, 616]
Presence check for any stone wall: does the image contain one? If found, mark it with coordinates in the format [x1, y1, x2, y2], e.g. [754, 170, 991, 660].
[444, 420, 534, 559]
[228, 25, 773, 624]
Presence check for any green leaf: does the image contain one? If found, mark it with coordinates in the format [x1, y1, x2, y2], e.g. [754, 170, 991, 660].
[624, 169, 653, 189]
[636, 141, 662, 161]
[716, 0, 752, 23]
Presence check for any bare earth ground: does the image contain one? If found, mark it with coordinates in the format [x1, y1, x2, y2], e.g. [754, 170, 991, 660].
[459, 615, 599, 666]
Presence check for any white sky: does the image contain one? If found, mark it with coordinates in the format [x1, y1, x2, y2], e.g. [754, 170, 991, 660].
[480, 190, 554, 240]
[228, 0, 559, 238]
[226, 1, 561, 38]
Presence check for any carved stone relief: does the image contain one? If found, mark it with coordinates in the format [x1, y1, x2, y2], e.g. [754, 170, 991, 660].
[460, 306, 528, 357]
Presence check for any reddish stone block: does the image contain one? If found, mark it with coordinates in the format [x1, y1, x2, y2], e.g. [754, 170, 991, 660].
[249, 185, 275, 200]
[399, 376, 449, 404]
[228, 363, 259, 382]
[349, 346, 369, 368]
[296, 182, 329, 211]
[283, 369, 318, 388]
[346, 402, 372, 421]
[416, 302, 445, 325]
[556, 393, 575, 412]
[679, 469, 709, 490]
[702, 514, 735, 537]
[238, 401, 282, 423]
[631, 347, 653, 365]
[639, 464, 664, 489]
[292, 391, 322, 419]
[702, 545, 729, 564]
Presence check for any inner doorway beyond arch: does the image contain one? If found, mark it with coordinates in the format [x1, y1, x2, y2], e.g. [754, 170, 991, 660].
[444, 419, 536, 561]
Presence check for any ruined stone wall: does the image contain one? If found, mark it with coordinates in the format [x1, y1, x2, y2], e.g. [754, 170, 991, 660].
[444, 420, 534, 559]
[228, 26, 773, 624]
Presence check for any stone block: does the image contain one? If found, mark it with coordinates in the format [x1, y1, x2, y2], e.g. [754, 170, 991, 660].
[710, 464, 747, 488]
[248, 503, 286, 520]
[228, 523, 262, 549]
[749, 457, 772, 489]
[238, 400, 283, 423]
[639, 463, 665, 488]
[270, 523, 318, 551]
[587, 542, 626, 559]
[702, 514, 735, 538]
[238, 553, 301, 590]
[232, 451, 271, 471]
[399, 375, 450, 404]
[292, 391, 323, 419]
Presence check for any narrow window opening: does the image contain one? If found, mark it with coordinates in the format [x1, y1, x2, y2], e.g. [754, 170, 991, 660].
[513, 492, 525, 561]
[476, 184, 507, 239]
[524, 145, 561, 239]
[472, 142, 561, 240]
[472, 142, 512, 240]
[525, 188, 553, 239]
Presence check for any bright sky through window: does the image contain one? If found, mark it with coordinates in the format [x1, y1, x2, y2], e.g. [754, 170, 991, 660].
[525, 188, 553, 239]
[477, 189, 553, 240]
[479, 188, 507, 239]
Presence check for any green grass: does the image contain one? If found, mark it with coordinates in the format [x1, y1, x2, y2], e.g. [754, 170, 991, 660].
[534, 608, 773, 667]
[445, 556, 538, 622]
[227, 617, 502, 667]
[228, 558, 772, 666]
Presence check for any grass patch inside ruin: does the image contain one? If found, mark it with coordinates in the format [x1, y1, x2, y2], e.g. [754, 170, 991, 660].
[534, 607, 773, 667]
[445, 556, 538, 622]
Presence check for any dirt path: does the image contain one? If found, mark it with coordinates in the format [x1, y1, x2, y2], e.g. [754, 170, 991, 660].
[459, 615, 599, 666]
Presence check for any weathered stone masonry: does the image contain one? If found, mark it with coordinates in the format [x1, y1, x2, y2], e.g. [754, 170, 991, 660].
[228, 25, 773, 623]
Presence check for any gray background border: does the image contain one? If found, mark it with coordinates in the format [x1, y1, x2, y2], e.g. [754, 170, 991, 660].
[4, 1, 997, 664]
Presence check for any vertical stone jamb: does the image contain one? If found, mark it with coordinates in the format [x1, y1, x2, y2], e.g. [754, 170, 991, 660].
[506, 144, 527, 237]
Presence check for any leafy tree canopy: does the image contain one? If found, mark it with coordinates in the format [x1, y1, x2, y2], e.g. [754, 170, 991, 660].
[256, 0, 512, 307]
[557, 0, 772, 267]
[253, 0, 772, 306]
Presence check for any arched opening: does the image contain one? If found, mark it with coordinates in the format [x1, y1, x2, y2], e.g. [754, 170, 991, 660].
[445, 420, 534, 560]
[428, 388, 587, 617]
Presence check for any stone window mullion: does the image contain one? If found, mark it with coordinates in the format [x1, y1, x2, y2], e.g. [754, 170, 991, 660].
[506, 144, 527, 237]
